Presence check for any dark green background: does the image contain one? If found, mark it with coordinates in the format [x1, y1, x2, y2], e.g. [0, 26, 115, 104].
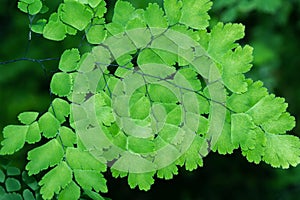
[1, 0, 300, 199]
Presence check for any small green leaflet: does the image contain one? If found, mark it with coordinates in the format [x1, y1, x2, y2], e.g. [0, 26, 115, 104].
[180, 0, 212, 30]
[38, 112, 60, 138]
[43, 13, 67, 41]
[18, 0, 42, 15]
[50, 72, 73, 97]
[66, 148, 106, 172]
[5, 178, 21, 192]
[164, 0, 182, 25]
[48, 98, 70, 124]
[59, 49, 80, 72]
[157, 164, 178, 180]
[26, 139, 64, 175]
[31, 19, 47, 34]
[17, 112, 39, 125]
[39, 161, 72, 200]
[86, 25, 107, 44]
[177, 136, 208, 171]
[59, 126, 77, 147]
[144, 3, 168, 35]
[231, 113, 260, 151]
[128, 172, 155, 191]
[58, 181, 80, 200]
[26, 122, 42, 144]
[0, 125, 28, 155]
[112, 1, 136, 26]
[88, 0, 102, 8]
[74, 170, 108, 193]
[207, 23, 252, 93]
[59, 1, 93, 31]
[263, 134, 300, 168]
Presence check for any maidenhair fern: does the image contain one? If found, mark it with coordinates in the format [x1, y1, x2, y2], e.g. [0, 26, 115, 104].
[1, 0, 299, 199]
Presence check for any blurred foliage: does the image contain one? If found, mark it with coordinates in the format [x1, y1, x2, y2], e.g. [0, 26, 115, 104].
[1, 0, 300, 199]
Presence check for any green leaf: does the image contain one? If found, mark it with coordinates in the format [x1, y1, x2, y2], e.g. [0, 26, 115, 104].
[125, 17, 152, 49]
[95, 94, 115, 126]
[59, 48, 80, 72]
[58, 181, 80, 200]
[231, 113, 258, 151]
[74, 170, 108, 193]
[128, 171, 155, 191]
[177, 136, 208, 171]
[164, 0, 182, 25]
[38, 112, 60, 138]
[71, 72, 90, 94]
[158, 123, 183, 145]
[86, 25, 107, 44]
[60, 1, 94, 31]
[176, 68, 202, 91]
[0, 186, 5, 196]
[77, 52, 96, 73]
[144, 3, 168, 34]
[7, 167, 21, 176]
[227, 80, 268, 113]
[39, 162, 72, 200]
[5, 178, 21, 192]
[263, 134, 300, 168]
[164, 104, 182, 126]
[31, 19, 47, 34]
[246, 94, 287, 125]
[129, 92, 151, 120]
[112, 1, 135, 26]
[26, 139, 64, 175]
[22, 172, 39, 191]
[137, 48, 177, 67]
[66, 25, 78, 35]
[261, 112, 295, 134]
[0, 170, 5, 183]
[207, 23, 251, 93]
[221, 45, 253, 93]
[197, 115, 209, 135]
[49, 98, 70, 124]
[50, 72, 73, 97]
[18, 0, 43, 15]
[241, 130, 266, 164]
[127, 136, 155, 154]
[18, 112, 39, 125]
[111, 152, 156, 175]
[23, 189, 35, 200]
[148, 84, 177, 103]
[95, 0, 107, 18]
[59, 127, 76, 147]
[40, 4, 49, 14]
[212, 120, 235, 154]
[88, 0, 102, 8]
[105, 22, 124, 36]
[179, 0, 212, 30]
[0, 125, 28, 155]
[110, 168, 127, 178]
[43, 13, 67, 41]
[204, 22, 231, 48]
[66, 147, 106, 171]
[157, 164, 178, 180]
